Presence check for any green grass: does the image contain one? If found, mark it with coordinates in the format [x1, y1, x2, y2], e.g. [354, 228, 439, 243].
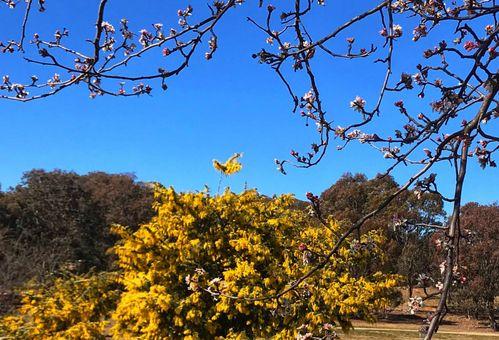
[340, 329, 497, 339]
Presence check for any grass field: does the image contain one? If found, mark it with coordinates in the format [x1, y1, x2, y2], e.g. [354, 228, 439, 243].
[340, 287, 499, 339]
[340, 328, 499, 339]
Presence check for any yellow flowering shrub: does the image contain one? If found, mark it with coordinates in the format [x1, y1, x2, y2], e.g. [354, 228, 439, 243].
[213, 153, 243, 175]
[0, 272, 120, 339]
[111, 185, 400, 339]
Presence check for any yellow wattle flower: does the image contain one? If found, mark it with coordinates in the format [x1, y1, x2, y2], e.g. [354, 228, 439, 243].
[213, 153, 243, 175]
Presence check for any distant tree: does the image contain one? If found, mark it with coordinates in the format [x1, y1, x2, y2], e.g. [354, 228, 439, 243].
[81, 171, 154, 267]
[396, 234, 434, 298]
[82, 172, 154, 230]
[320, 173, 445, 231]
[0, 170, 102, 285]
[0, 169, 153, 290]
[320, 173, 444, 273]
[444, 203, 498, 330]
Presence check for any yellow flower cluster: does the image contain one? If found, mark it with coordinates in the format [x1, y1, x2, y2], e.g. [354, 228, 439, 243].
[111, 185, 400, 339]
[213, 153, 243, 175]
[0, 272, 120, 339]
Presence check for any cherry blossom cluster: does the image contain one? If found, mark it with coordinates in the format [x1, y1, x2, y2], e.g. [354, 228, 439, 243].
[0, 0, 239, 101]
[408, 296, 424, 314]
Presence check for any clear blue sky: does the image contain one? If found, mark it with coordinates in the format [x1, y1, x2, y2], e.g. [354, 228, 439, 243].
[0, 1, 497, 208]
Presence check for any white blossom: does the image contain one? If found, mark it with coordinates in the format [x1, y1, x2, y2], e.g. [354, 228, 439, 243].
[350, 96, 366, 112]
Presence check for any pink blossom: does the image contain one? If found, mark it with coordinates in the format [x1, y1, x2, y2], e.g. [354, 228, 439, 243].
[463, 41, 478, 51]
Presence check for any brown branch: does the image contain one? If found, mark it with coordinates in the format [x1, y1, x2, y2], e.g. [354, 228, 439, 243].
[92, 0, 108, 65]
[18, 0, 33, 52]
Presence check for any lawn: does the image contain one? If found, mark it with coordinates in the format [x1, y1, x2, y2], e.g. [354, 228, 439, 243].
[341, 328, 499, 339]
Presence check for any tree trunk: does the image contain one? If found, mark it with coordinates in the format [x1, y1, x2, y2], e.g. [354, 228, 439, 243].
[424, 76, 498, 340]
[424, 143, 468, 339]
[489, 301, 497, 331]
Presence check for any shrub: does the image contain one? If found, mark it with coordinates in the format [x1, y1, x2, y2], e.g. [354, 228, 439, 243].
[0, 272, 120, 339]
[111, 185, 399, 339]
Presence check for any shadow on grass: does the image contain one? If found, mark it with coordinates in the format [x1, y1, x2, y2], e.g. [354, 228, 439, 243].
[376, 313, 458, 326]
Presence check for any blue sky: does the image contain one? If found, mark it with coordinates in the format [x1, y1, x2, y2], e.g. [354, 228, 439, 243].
[0, 1, 497, 208]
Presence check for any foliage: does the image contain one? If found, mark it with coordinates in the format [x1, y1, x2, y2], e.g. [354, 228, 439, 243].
[396, 234, 433, 297]
[0, 272, 120, 339]
[0, 170, 102, 279]
[320, 173, 444, 232]
[445, 203, 499, 329]
[320, 173, 444, 273]
[111, 185, 400, 339]
[0, 170, 153, 290]
[81, 171, 155, 232]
